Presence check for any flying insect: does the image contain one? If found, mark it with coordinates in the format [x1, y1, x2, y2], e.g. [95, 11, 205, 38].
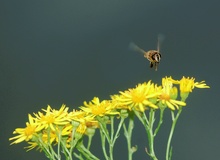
[129, 35, 164, 71]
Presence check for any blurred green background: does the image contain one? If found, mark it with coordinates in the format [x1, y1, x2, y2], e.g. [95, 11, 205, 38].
[1, 0, 219, 159]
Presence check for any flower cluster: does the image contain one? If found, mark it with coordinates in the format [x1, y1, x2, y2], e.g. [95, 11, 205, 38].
[9, 76, 209, 160]
[9, 105, 97, 151]
[112, 76, 209, 111]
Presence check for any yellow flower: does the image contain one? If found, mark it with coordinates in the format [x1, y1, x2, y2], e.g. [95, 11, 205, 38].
[24, 142, 39, 151]
[80, 97, 119, 118]
[170, 76, 210, 101]
[9, 114, 43, 144]
[68, 109, 94, 124]
[172, 76, 210, 93]
[68, 109, 99, 134]
[34, 105, 70, 132]
[158, 77, 186, 110]
[76, 123, 87, 134]
[23, 124, 73, 151]
[42, 130, 58, 144]
[115, 81, 160, 112]
[111, 94, 132, 110]
[41, 124, 73, 144]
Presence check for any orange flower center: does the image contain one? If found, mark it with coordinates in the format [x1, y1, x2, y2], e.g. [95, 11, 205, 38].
[24, 125, 36, 136]
[160, 93, 170, 100]
[42, 115, 55, 124]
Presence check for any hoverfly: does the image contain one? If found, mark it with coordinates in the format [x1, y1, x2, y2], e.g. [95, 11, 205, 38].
[129, 35, 164, 71]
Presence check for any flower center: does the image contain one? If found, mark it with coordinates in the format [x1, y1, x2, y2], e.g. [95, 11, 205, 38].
[160, 93, 170, 100]
[24, 124, 36, 136]
[131, 90, 145, 103]
[91, 105, 106, 115]
[42, 115, 55, 124]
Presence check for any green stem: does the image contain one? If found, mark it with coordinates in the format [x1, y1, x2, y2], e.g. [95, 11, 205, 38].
[60, 140, 73, 160]
[123, 112, 135, 160]
[110, 116, 125, 160]
[73, 153, 84, 160]
[57, 129, 62, 160]
[112, 116, 125, 145]
[145, 109, 158, 160]
[109, 117, 114, 160]
[154, 108, 165, 137]
[133, 110, 147, 126]
[97, 117, 111, 143]
[100, 129, 109, 160]
[98, 117, 110, 160]
[87, 134, 93, 150]
[70, 124, 78, 154]
[166, 108, 182, 160]
[98, 116, 125, 160]
[77, 140, 100, 160]
[134, 109, 157, 160]
[37, 135, 54, 159]
[46, 127, 59, 160]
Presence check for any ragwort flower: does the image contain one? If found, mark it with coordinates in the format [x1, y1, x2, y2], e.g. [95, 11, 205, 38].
[115, 81, 161, 112]
[158, 77, 186, 110]
[9, 114, 43, 145]
[34, 104, 70, 131]
[80, 97, 119, 118]
[171, 76, 210, 101]
[179, 76, 210, 93]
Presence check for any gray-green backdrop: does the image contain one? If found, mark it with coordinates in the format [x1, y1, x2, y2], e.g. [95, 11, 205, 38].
[1, 0, 219, 159]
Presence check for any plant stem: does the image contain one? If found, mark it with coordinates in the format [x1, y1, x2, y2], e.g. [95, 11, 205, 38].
[109, 117, 114, 160]
[100, 129, 109, 160]
[77, 140, 100, 160]
[87, 134, 93, 150]
[147, 109, 158, 160]
[154, 108, 165, 137]
[133, 109, 158, 159]
[166, 108, 182, 160]
[123, 112, 135, 160]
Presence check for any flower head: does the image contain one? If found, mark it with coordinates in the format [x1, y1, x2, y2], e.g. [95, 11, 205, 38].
[68, 109, 99, 130]
[115, 81, 161, 112]
[9, 114, 43, 145]
[80, 97, 119, 118]
[34, 105, 70, 131]
[158, 77, 186, 110]
[172, 76, 210, 93]
[24, 142, 40, 151]
[171, 76, 210, 101]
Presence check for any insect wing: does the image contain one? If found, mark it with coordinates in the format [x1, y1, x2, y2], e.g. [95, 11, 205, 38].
[157, 34, 165, 52]
[129, 42, 146, 55]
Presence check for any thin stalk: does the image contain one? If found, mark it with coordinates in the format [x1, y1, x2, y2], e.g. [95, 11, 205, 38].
[123, 112, 135, 160]
[134, 109, 158, 160]
[37, 136, 54, 159]
[100, 129, 109, 160]
[154, 108, 165, 137]
[60, 140, 73, 160]
[87, 134, 93, 150]
[109, 116, 125, 160]
[112, 117, 125, 145]
[166, 108, 182, 160]
[77, 141, 100, 160]
[73, 153, 84, 160]
[57, 130, 62, 160]
[97, 117, 111, 143]
[109, 117, 114, 160]
[46, 127, 59, 160]
[145, 109, 158, 160]
[69, 124, 77, 154]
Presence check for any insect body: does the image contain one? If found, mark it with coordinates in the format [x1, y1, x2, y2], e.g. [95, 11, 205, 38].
[144, 50, 161, 71]
[129, 35, 164, 71]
